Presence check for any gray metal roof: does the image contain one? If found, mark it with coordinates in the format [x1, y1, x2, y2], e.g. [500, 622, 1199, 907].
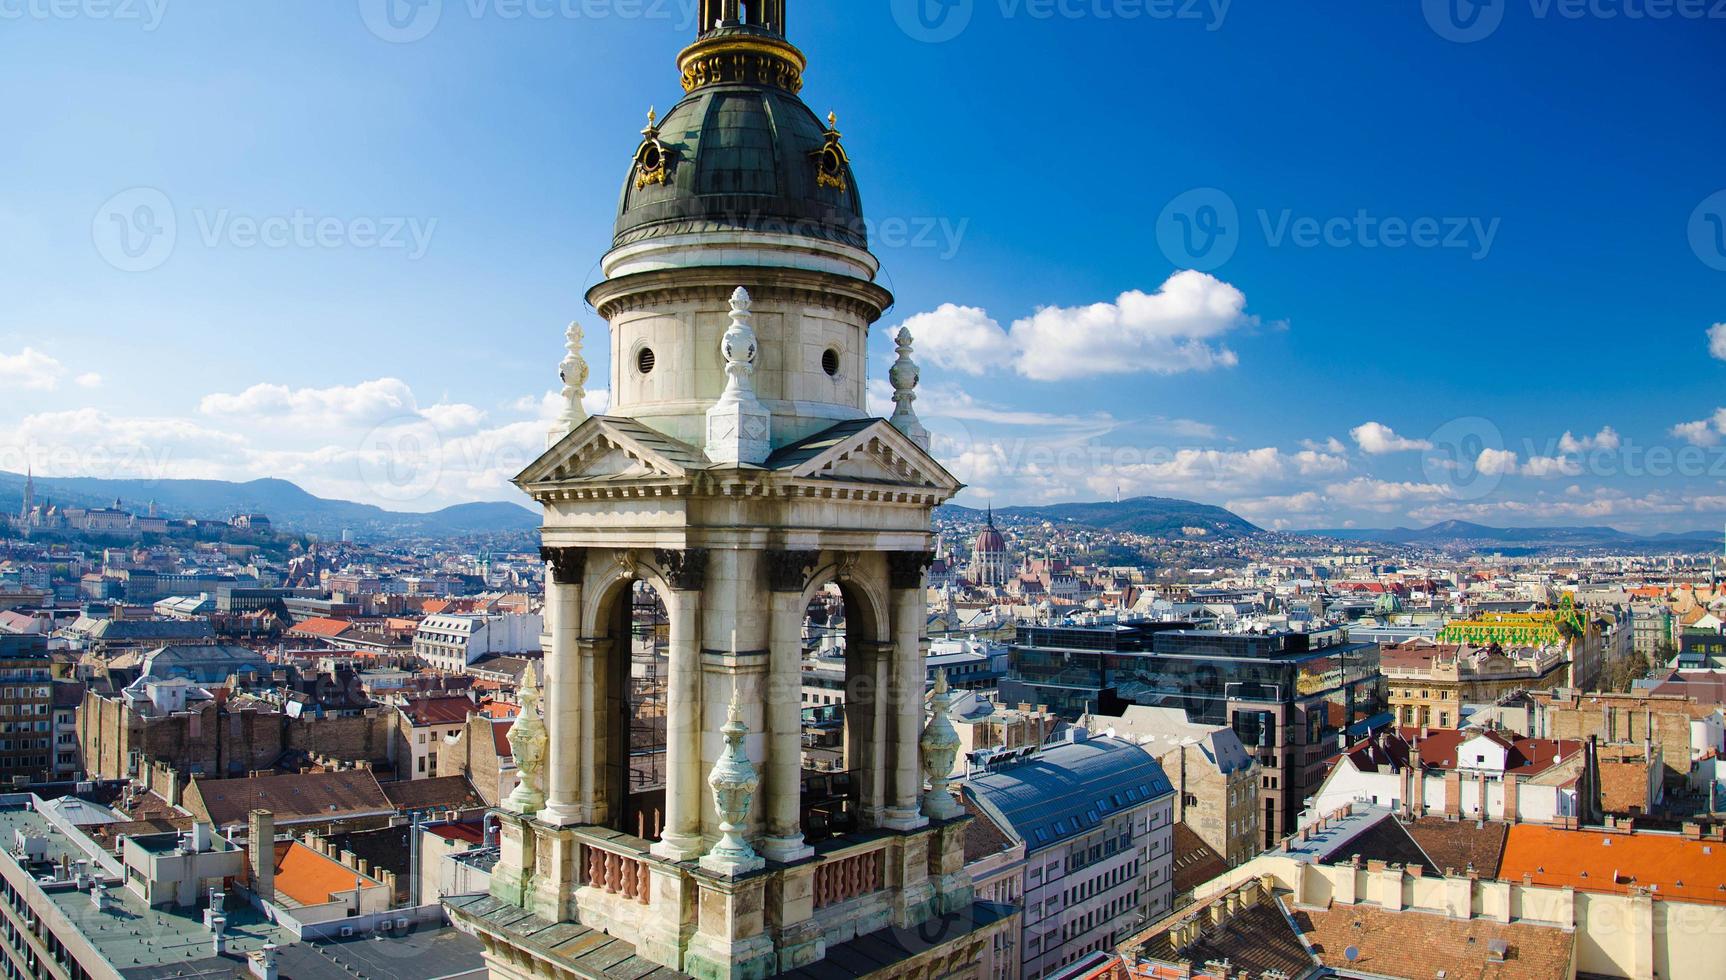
[613, 84, 866, 250]
[963, 735, 1174, 854]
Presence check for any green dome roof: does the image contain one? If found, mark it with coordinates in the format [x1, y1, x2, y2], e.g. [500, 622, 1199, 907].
[613, 80, 866, 251]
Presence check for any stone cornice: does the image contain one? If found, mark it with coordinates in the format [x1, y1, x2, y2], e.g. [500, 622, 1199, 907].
[587, 266, 893, 324]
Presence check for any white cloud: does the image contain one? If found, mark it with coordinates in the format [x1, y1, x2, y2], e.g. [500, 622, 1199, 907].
[0, 409, 247, 480]
[1475, 448, 1521, 475]
[1709, 323, 1726, 361]
[200, 378, 419, 429]
[1324, 477, 1449, 507]
[1301, 437, 1346, 454]
[74, 372, 103, 389]
[1672, 410, 1726, 447]
[897, 305, 1013, 375]
[1521, 455, 1582, 478]
[1349, 421, 1432, 455]
[0, 348, 66, 391]
[1557, 426, 1620, 454]
[895, 271, 1259, 382]
[419, 402, 488, 433]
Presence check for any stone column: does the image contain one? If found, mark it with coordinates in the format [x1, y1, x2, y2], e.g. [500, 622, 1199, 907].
[763, 550, 819, 863]
[652, 548, 709, 862]
[538, 547, 587, 827]
[850, 639, 892, 828]
[882, 552, 932, 832]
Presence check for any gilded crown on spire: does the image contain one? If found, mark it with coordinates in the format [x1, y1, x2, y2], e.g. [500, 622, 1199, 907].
[680, 0, 804, 94]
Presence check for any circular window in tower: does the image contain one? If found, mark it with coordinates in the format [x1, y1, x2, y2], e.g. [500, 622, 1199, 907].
[822, 348, 841, 378]
[637, 347, 656, 375]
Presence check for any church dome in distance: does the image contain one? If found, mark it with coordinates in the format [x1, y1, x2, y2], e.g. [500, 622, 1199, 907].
[974, 510, 1007, 555]
[613, 19, 867, 252]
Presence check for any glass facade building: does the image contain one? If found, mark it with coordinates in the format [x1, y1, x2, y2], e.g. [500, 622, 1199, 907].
[1003, 623, 1385, 844]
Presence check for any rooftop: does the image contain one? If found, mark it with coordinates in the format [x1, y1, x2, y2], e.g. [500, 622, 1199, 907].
[1498, 824, 1726, 905]
[1292, 902, 1576, 979]
[964, 734, 1173, 854]
[0, 803, 296, 974]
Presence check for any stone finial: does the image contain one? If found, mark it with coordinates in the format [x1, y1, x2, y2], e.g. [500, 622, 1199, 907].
[701, 679, 765, 876]
[504, 664, 548, 815]
[888, 327, 930, 450]
[550, 322, 589, 447]
[704, 287, 771, 465]
[919, 669, 963, 820]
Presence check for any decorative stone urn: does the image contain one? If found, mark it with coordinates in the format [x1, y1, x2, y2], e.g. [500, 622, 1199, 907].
[700, 684, 765, 876]
[504, 664, 548, 815]
[919, 669, 963, 820]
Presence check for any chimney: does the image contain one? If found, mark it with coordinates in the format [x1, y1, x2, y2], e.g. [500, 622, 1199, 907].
[248, 810, 275, 902]
[248, 946, 279, 980]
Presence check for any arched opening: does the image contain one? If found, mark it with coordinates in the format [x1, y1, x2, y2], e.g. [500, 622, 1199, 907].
[591, 576, 672, 841]
[796, 575, 887, 843]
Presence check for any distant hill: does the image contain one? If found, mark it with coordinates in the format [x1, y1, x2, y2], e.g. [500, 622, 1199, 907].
[0, 472, 538, 539]
[1303, 520, 1721, 552]
[944, 496, 1261, 539]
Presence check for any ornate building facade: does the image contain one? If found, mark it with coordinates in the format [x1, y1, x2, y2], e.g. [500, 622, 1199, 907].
[444, 4, 1014, 977]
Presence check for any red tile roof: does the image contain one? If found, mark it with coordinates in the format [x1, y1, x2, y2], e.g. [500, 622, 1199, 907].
[492, 719, 515, 757]
[1499, 825, 1726, 905]
[401, 695, 477, 726]
[290, 617, 352, 638]
[272, 841, 383, 907]
[1342, 727, 1581, 778]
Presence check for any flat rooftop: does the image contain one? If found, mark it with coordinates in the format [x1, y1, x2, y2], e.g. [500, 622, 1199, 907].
[0, 806, 296, 971]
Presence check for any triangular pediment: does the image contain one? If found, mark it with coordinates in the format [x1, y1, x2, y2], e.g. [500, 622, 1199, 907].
[514, 416, 705, 489]
[769, 419, 962, 496]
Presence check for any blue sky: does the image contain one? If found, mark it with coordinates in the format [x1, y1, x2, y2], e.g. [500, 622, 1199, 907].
[2, 0, 1723, 531]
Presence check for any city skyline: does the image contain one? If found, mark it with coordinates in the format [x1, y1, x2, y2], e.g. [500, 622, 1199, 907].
[3, 2, 1724, 531]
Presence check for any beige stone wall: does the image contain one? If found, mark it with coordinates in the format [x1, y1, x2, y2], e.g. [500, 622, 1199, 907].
[608, 292, 872, 450]
[1185, 851, 1726, 980]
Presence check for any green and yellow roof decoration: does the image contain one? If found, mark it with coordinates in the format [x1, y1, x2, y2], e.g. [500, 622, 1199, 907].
[1438, 595, 1590, 648]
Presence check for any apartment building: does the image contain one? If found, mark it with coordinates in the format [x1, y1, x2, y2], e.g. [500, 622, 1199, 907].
[964, 733, 1176, 978]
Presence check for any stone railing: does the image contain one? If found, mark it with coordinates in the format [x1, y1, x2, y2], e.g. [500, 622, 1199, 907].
[584, 843, 652, 906]
[814, 847, 884, 909]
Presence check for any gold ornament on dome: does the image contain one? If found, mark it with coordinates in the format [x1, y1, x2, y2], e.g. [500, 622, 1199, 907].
[677, 35, 806, 94]
[814, 111, 850, 192]
[633, 107, 670, 189]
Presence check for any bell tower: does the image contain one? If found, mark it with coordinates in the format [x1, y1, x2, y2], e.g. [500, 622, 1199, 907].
[445, 7, 1014, 980]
